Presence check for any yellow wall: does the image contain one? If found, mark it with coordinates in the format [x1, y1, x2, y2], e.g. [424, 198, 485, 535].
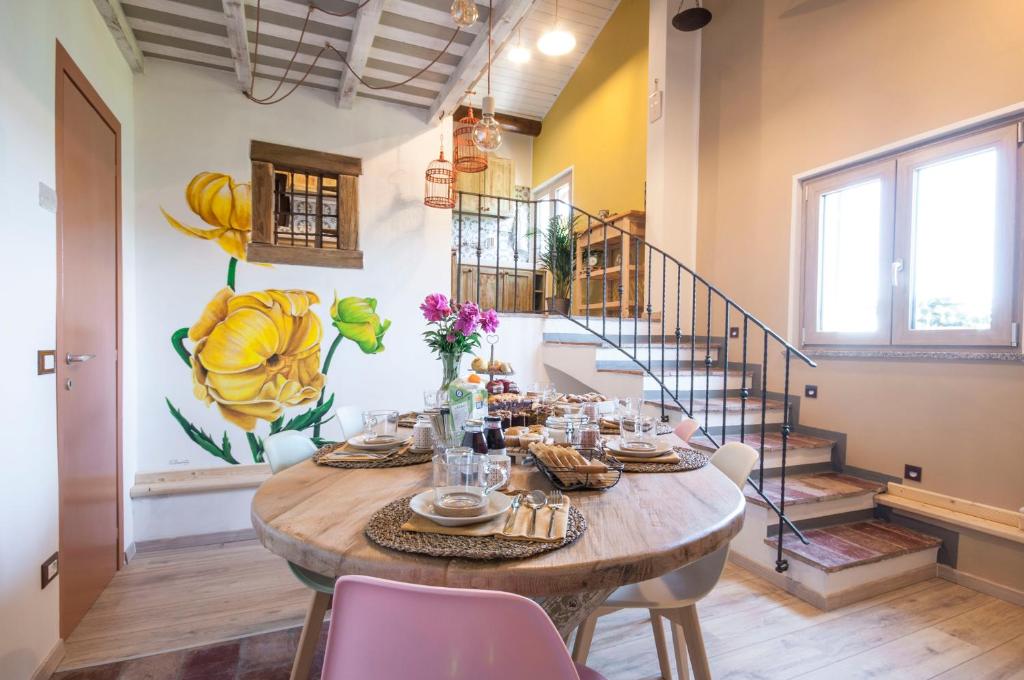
[532, 0, 648, 214]
[697, 0, 1024, 511]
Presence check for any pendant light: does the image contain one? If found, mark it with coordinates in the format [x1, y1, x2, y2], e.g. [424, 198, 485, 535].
[537, 0, 575, 57]
[450, 0, 478, 28]
[454, 99, 488, 172]
[473, 0, 502, 152]
[506, 28, 530, 64]
[424, 137, 456, 209]
[672, 0, 712, 31]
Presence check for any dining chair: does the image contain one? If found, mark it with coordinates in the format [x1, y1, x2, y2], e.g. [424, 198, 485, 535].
[262, 431, 338, 680]
[674, 417, 700, 444]
[572, 441, 758, 680]
[336, 405, 364, 441]
[321, 575, 608, 680]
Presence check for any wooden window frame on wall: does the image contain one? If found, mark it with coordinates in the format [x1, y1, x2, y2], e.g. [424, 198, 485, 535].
[246, 140, 364, 269]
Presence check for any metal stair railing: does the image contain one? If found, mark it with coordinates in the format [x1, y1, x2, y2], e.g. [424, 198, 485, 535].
[452, 191, 814, 571]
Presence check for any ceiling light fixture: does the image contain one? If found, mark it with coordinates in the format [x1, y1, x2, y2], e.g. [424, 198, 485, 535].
[506, 28, 531, 64]
[450, 0, 479, 28]
[537, 0, 576, 57]
[672, 0, 712, 32]
[473, 0, 502, 152]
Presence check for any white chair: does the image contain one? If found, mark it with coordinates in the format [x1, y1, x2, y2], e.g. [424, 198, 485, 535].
[572, 441, 759, 680]
[336, 405, 364, 441]
[262, 430, 336, 680]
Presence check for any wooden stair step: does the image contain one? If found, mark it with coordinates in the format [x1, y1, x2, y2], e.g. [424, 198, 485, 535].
[690, 430, 834, 452]
[691, 397, 786, 413]
[744, 472, 882, 508]
[765, 520, 941, 573]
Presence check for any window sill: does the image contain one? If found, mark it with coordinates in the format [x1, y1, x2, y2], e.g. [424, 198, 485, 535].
[246, 242, 363, 269]
[804, 347, 1024, 363]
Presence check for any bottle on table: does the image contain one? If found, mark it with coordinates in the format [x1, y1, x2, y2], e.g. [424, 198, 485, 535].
[483, 415, 511, 489]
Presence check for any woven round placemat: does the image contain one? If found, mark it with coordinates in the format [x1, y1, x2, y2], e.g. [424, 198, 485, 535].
[365, 496, 587, 561]
[313, 443, 433, 469]
[620, 448, 709, 473]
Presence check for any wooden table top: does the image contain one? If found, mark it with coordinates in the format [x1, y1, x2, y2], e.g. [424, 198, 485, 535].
[251, 455, 746, 598]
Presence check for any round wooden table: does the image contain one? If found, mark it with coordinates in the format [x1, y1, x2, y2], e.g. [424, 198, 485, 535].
[253, 454, 745, 678]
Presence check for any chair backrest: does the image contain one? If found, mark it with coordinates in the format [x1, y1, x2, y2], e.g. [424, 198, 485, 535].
[710, 441, 759, 489]
[263, 431, 317, 474]
[674, 417, 700, 443]
[320, 575, 582, 680]
[336, 405, 364, 441]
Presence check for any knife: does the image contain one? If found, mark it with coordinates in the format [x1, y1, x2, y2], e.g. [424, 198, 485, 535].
[503, 495, 522, 533]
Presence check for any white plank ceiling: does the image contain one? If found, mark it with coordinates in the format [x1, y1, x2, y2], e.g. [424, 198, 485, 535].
[112, 0, 621, 120]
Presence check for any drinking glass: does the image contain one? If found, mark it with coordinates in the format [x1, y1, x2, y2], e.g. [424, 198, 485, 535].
[423, 390, 441, 410]
[432, 447, 509, 516]
[620, 414, 656, 451]
[362, 410, 399, 442]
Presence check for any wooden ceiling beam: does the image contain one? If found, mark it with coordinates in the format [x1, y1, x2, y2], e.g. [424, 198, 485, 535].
[91, 0, 144, 74]
[221, 0, 252, 92]
[426, 0, 535, 123]
[337, 0, 385, 108]
[453, 105, 541, 137]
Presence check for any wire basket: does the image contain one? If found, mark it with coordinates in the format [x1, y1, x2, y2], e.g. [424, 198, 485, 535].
[530, 446, 623, 491]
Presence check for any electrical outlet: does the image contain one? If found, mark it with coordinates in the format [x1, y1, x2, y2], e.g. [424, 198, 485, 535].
[904, 464, 923, 483]
[804, 384, 818, 399]
[41, 552, 58, 589]
[729, 327, 740, 338]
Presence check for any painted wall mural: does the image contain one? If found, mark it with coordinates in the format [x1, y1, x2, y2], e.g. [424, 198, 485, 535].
[162, 171, 389, 464]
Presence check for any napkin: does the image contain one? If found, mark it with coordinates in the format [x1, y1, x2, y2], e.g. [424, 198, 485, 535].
[320, 441, 411, 462]
[401, 494, 572, 543]
[611, 449, 681, 464]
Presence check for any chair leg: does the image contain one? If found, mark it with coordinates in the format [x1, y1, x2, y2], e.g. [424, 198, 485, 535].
[670, 620, 691, 680]
[571, 613, 599, 663]
[672, 604, 711, 680]
[290, 590, 331, 680]
[649, 611, 673, 680]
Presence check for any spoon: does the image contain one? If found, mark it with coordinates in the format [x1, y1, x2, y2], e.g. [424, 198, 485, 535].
[525, 490, 547, 537]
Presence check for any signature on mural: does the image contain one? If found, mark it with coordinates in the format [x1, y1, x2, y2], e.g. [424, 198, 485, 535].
[162, 171, 389, 464]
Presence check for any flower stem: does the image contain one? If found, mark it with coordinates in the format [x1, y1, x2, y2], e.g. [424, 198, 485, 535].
[246, 432, 263, 463]
[313, 333, 343, 438]
[171, 328, 191, 367]
[227, 257, 238, 290]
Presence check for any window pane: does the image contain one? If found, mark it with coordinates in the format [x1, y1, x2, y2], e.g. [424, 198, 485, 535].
[909, 148, 998, 330]
[817, 179, 882, 333]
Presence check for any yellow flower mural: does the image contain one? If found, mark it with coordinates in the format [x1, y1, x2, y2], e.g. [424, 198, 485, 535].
[188, 288, 325, 431]
[162, 172, 252, 260]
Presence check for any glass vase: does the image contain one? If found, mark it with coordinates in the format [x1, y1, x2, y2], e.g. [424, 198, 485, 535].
[439, 351, 462, 391]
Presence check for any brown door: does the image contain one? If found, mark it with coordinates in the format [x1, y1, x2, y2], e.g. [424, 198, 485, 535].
[55, 42, 122, 639]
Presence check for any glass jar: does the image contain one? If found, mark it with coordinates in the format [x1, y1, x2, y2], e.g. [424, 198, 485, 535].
[484, 416, 510, 488]
[412, 415, 435, 451]
[546, 414, 590, 446]
[579, 422, 601, 450]
[461, 419, 488, 454]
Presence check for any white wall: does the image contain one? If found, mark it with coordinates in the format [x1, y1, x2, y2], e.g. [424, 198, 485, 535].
[131, 61, 548, 539]
[498, 130, 533, 186]
[0, 1, 136, 677]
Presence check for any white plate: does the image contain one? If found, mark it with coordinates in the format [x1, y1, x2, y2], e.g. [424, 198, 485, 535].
[606, 437, 673, 458]
[347, 434, 409, 451]
[409, 490, 513, 527]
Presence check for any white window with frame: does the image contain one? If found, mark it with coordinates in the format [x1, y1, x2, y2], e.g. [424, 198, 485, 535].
[802, 121, 1020, 349]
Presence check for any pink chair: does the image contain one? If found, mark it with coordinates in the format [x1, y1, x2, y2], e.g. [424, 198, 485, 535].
[674, 417, 700, 443]
[320, 575, 608, 680]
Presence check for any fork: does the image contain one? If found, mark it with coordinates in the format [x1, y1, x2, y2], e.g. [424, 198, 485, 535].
[546, 489, 565, 538]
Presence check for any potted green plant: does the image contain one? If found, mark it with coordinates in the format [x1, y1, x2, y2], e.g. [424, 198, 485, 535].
[538, 214, 578, 315]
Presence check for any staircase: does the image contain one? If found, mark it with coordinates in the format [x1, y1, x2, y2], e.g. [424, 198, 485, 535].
[455, 190, 944, 610]
[542, 317, 944, 610]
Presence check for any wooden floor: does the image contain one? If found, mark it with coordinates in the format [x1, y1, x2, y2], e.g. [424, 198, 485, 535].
[61, 541, 1024, 679]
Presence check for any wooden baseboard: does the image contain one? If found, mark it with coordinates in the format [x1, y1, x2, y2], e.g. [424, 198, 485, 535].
[124, 541, 137, 564]
[136, 528, 257, 554]
[31, 639, 65, 680]
[937, 564, 1024, 607]
[728, 552, 936, 611]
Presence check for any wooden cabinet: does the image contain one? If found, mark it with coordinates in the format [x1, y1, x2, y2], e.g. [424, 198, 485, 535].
[573, 211, 646, 318]
[451, 255, 547, 312]
[454, 156, 514, 213]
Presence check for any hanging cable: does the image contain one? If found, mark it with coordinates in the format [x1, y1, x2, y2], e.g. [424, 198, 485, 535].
[246, 0, 462, 105]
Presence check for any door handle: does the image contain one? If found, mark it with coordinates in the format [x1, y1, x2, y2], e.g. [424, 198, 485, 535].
[66, 353, 96, 364]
